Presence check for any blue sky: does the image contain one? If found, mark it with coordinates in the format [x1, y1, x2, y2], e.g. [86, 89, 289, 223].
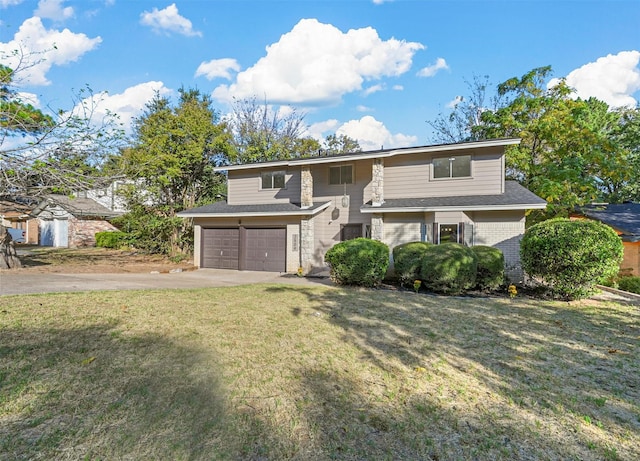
[1, 0, 639, 150]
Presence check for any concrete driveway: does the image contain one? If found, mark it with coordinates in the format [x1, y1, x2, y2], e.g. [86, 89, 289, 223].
[0, 269, 333, 296]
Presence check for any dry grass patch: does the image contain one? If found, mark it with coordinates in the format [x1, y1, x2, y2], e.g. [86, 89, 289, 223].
[0, 285, 638, 460]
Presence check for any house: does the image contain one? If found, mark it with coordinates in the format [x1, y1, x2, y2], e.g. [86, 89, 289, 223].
[178, 138, 547, 280]
[574, 202, 640, 276]
[32, 195, 122, 247]
[0, 197, 40, 244]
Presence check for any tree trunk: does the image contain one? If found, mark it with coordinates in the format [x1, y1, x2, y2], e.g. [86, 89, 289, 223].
[0, 225, 22, 269]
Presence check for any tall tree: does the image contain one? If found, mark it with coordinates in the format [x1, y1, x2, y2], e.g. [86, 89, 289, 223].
[227, 96, 313, 163]
[119, 88, 231, 256]
[1, 58, 125, 268]
[322, 133, 362, 155]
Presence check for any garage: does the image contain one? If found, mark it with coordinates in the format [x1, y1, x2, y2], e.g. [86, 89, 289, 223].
[201, 228, 239, 269]
[201, 227, 286, 272]
[243, 228, 286, 272]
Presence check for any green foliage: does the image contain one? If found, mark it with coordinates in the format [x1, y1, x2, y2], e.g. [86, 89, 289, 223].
[111, 206, 189, 256]
[617, 276, 640, 295]
[95, 231, 127, 249]
[392, 241, 431, 286]
[420, 243, 478, 294]
[325, 238, 389, 287]
[520, 218, 623, 300]
[471, 245, 505, 291]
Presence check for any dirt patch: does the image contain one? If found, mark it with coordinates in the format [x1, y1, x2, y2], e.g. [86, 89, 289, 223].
[7, 245, 196, 274]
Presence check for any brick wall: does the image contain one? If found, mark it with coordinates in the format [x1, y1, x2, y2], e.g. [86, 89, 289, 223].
[474, 221, 525, 282]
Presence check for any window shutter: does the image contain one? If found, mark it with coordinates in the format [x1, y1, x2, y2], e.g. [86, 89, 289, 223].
[432, 222, 439, 244]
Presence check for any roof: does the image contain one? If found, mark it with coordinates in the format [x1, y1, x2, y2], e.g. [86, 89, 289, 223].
[360, 181, 547, 213]
[215, 138, 521, 172]
[177, 201, 332, 218]
[32, 195, 122, 219]
[577, 203, 640, 241]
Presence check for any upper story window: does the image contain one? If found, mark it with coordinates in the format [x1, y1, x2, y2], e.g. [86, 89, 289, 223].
[433, 155, 471, 179]
[329, 165, 353, 185]
[261, 170, 285, 189]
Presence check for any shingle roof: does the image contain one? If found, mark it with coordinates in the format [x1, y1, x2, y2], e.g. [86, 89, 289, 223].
[177, 201, 331, 217]
[360, 181, 547, 212]
[578, 203, 640, 241]
[33, 195, 121, 218]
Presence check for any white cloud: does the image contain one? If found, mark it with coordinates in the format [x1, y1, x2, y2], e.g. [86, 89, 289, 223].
[140, 3, 202, 37]
[308, 116, 416, 150]
[417, 57, 449, 77]
[212, 18, 424, 105]
[548, 50, 640, 108]
[447, 95, 463, 109]
[392, 84, 403, 91]
[0, 17, 102, 86]
[356, 105, 372, 112]
[195, 58, 240, 80]
[363, 83, 384, 96]
[35, 0, 74, 21]
[1, 0, 25, 7]
[75, 81, 172, 134]
[16, 91, 40, 107]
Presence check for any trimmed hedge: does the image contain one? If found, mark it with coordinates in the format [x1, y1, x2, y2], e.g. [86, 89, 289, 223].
[471, 245, 505, 291]
[617, 276, 640, 294]
[420, 243, 478, 294]
[392, 241, 431, 286]
[95, 231, 127, 249]
[520, 218, 623, 300]
[325, 238, 389, 287]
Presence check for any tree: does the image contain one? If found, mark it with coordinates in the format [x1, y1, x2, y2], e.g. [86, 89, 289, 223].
[1, 55, 125, 268]
[118, 88, 231, 256]
[227, 96, 315, 163]
[322, 133, 361, 155]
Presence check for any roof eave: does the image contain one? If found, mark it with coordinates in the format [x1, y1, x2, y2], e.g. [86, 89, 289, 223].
[214, 138, 521, 172]
[360, 203, 548, 213]
[177, 201, 332, 218]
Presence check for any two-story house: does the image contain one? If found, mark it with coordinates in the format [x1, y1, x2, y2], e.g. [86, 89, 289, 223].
[178, 138, 547, 281]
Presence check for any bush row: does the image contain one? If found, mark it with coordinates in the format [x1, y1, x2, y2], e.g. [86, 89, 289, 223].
[325, 238, 505, 294]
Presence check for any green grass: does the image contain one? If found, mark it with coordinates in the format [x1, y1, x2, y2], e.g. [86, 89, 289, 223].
[1, 285, 638, 460]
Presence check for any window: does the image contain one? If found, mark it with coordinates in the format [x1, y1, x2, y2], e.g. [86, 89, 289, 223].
[433, 155, 471, 179]
[329, 165, 353, 185]
[261, 171, 285, 189]
[439, 224, 458, 243]
[428, 222, 474, 245]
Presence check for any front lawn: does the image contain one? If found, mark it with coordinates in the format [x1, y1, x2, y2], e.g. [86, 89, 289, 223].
[1, 286, 638, 460]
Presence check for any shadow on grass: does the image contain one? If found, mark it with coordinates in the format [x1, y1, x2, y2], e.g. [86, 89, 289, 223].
[266, 284, 640, 460]
[0, 321, 267, 460]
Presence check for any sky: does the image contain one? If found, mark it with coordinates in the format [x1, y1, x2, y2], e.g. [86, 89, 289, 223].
[1, 0, 639, 151]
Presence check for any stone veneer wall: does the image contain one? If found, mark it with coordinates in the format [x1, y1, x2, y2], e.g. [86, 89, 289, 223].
[371, 159, 384, 206]
[301, 166, 313, 208]
[300, 216, 314, 273]
[69, 218, 118, 247]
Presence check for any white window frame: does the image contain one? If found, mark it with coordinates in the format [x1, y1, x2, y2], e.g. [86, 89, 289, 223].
[260, 170, 286, 190]
[432, 155, 472, 180]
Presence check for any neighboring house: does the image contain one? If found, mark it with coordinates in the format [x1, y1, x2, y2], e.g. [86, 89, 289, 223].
[178, 138, 547, 280]
[0, 197, 39, 244]
[574, 202, 640, 276]
[77, 180, 129, 213]
[32, 195, 122, 248]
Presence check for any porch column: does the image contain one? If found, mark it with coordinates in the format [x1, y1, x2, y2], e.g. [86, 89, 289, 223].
[300, 216, 315, 272]
[371, 214, 383, 241]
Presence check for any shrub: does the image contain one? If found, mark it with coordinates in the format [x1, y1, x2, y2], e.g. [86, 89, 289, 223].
[324, 238, 389, 287]
[472, 245, 505, 291]
[617, 276, 640, 294]
[520, 218, 623, 300]
[420, 243, 478, 294]
[95, 231, 127, 249]
[392, 241, 431, 286]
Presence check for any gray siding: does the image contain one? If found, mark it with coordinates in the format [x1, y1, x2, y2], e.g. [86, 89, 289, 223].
[384, 147, 504, 199]
[228, 168, 301, 205]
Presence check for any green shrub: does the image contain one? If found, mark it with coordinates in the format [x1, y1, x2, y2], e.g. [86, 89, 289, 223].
[472, 245, 505, 291]
[520, 218, 623, 300]
[392, 241, 431, 286]
[95, 231, 127, 249]
[617, 276, 640, 294]
[420, 243, 478, 294]
[324, 238, 389, 287]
